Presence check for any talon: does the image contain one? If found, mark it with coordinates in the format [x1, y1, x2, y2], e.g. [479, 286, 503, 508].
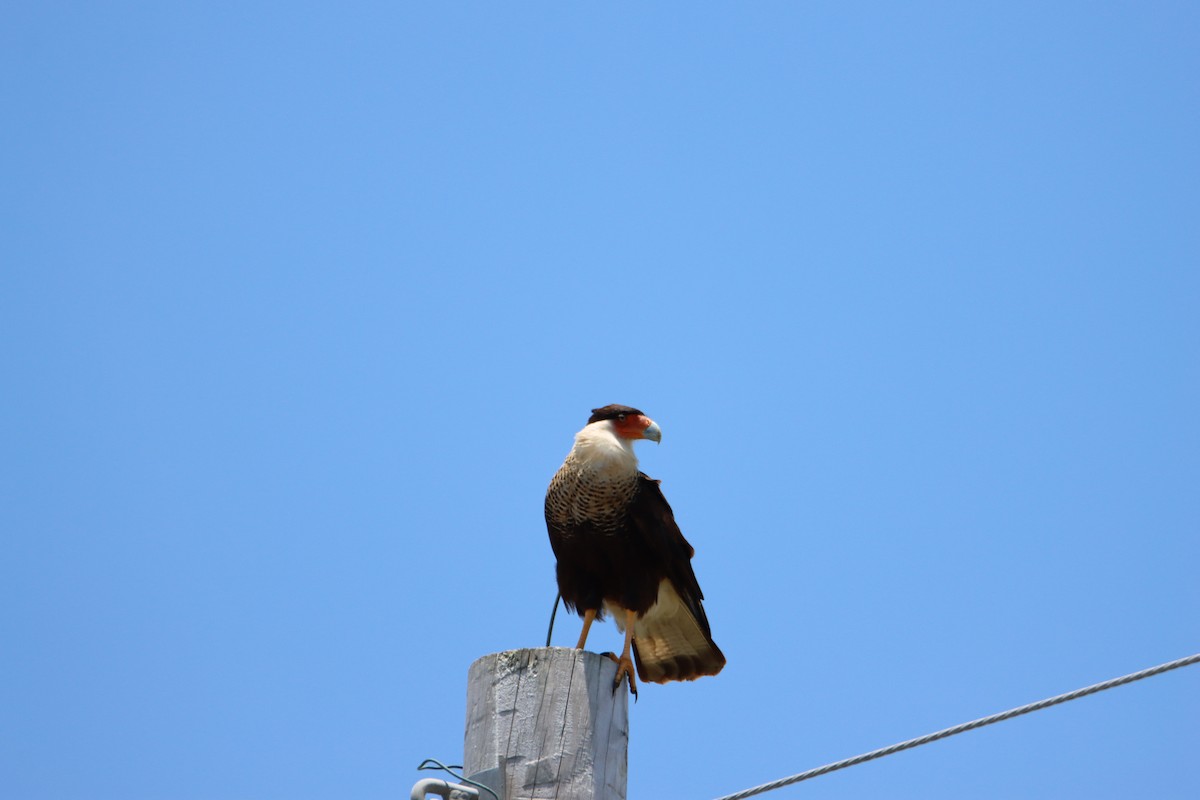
[611, 654, 638, 699]
[607, 608, 640, 699]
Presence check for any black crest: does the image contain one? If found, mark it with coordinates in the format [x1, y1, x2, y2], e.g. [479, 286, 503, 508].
[587, 404, 645, 424]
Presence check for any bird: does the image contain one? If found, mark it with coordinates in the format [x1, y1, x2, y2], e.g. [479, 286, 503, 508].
[544, 404, 725, 696]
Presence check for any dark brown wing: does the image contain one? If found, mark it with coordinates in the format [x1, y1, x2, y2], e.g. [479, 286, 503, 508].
[625, 473, 725, 682]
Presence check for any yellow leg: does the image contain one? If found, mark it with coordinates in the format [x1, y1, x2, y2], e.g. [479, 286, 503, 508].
[611, 608, 638, 698]
[575, 608, 597, 650]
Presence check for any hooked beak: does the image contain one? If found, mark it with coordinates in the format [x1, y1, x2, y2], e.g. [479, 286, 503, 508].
[641, 420, 662, 443]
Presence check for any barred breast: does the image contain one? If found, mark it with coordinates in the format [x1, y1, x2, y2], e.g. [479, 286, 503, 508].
[545, 459, 639, 538]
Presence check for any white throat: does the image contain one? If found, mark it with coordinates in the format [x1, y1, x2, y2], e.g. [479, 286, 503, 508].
[568, 420, 639, 477]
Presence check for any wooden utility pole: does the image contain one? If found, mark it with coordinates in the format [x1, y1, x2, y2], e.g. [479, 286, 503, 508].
[463, 648, 629, 800]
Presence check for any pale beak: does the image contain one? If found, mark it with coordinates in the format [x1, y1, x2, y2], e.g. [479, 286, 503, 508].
[642, 420, 662, 443]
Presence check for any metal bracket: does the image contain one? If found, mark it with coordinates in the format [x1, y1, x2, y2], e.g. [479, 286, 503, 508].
[410, 778, 478, 800]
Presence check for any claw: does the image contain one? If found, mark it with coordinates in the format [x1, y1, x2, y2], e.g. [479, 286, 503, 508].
[611, 654, 638, 700]
[592, 609, 639, 699]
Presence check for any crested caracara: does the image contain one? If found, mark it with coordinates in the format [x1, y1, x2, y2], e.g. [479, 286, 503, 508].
[544, 404, 725, 695]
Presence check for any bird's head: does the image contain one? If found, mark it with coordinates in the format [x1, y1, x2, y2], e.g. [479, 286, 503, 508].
[587, 404, 662, 444]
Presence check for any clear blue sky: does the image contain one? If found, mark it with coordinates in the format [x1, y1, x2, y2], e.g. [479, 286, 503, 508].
[3, 3, 1197, 799]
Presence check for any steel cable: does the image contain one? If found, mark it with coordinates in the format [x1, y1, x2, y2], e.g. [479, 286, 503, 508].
[711, 652, 1200, 800]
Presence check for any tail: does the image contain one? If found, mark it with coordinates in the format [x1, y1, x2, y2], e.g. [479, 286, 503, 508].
[630, 582, 726, 683]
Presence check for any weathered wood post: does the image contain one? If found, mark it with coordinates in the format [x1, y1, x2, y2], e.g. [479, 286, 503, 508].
[463, 648, 629, 800]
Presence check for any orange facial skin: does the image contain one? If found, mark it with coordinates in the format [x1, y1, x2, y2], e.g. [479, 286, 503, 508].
[613, 413, 656, 440]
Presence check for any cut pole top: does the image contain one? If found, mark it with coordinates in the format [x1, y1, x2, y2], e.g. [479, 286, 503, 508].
[464, 648, 629, 800]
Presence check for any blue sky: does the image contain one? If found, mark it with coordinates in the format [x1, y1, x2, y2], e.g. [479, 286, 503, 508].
[2, 3, 1197, 799]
